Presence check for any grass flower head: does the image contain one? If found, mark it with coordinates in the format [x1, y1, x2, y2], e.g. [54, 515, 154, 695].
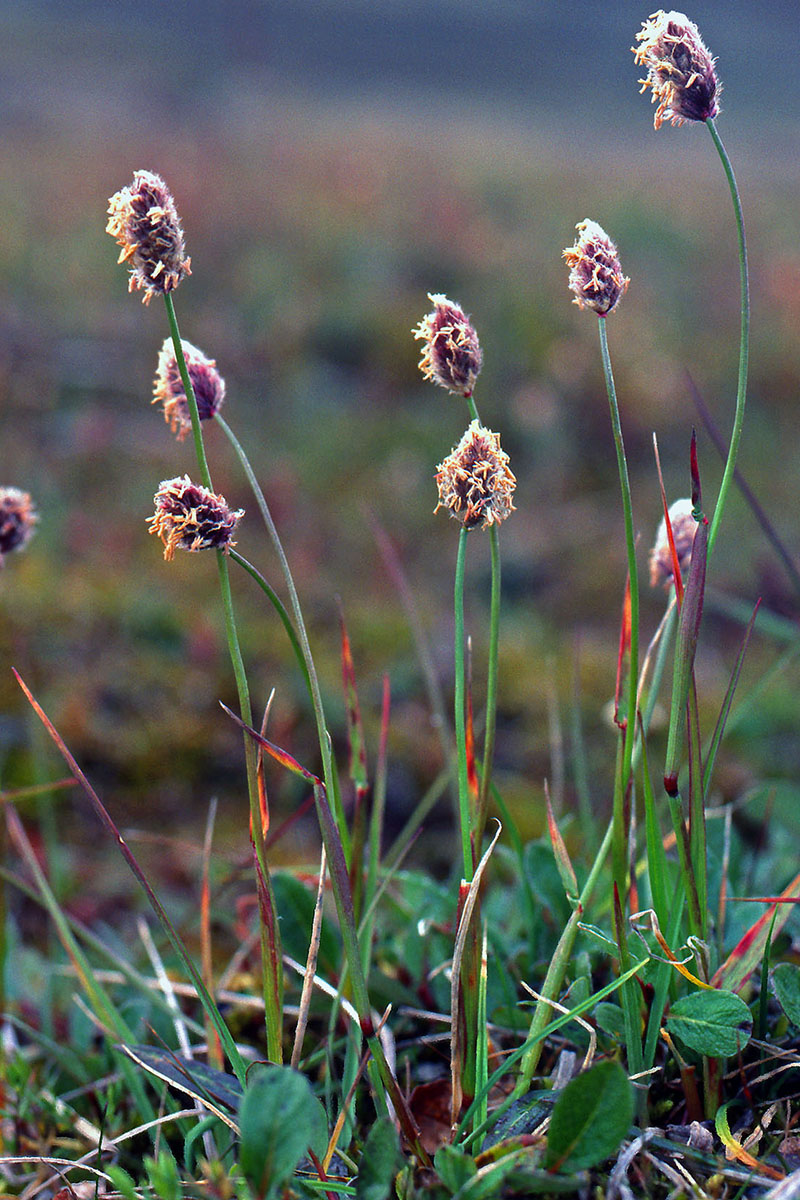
[148, 475, 242, 562]
[106, 170, 191, 303]
[0, 487, 37, 565]
[413, 293, 483, 397]
[649, 497, 697, 588]
[153, 338, 226, 440]
[633, 10, 720, 129]
[435, 420, 516, 530]
[564, 220, 629, 316]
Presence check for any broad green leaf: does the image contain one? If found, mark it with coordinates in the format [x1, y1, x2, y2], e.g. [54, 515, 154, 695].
[356, 1117, 401, 1200]
[666, 989, 752, 1057]
[434, 1143, 478, 1194]
[773, 963, 800, 1026]
[544, 1060, 633, 1172]
[239, 1065, 327, 1199]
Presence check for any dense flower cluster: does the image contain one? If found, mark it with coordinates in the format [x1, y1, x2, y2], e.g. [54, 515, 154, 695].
[413, 294, 483, 397]
[435, 421, 516, 530]
[0, 487, 37, 565]
[563, 220, 629, 316]
[107, 170, 191, 303]
[633, 10, 720, 129]
[153, 339, 226, 440]
[148, 476, 242, 562]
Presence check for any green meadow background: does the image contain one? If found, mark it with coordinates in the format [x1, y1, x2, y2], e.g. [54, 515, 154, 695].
[2, 1, 799, 893]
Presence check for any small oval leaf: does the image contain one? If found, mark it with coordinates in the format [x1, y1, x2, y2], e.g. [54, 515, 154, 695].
[773, 963, 800, 1026]
[666, 989, 752, 1057]
[239, 1065, 327, 1198]
[545, 1060, 633, 1172]
[356, 1117, 401, 1200]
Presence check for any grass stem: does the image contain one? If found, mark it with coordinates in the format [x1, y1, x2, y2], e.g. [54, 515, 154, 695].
[162, 298, 283, 1062]
[705, 118, 749, 556]
[453, 526, 474, 880]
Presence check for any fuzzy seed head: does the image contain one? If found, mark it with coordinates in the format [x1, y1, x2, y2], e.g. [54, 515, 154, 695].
[413, 293, 483, 397]
[106, 170, 191, 303]
[148, 476, 242, 562]
[0, 487, 37, 565]
[633, 11, 720, 129]
[650, 497, 697, 588]
[153, 339, 226, 440]
[435, 420, 516, 530]
[564, 220, 629, 316]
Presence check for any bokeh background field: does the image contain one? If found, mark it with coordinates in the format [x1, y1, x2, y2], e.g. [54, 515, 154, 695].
[2, 1, 800, 900]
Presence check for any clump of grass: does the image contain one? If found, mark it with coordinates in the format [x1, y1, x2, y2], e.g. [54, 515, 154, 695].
[5, 10, 800, 1199]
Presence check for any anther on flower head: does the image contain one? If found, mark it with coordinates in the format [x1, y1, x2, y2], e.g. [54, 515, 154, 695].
[0, 487, 37, 566]
[435, 420, 516, 530]
[148, 476, 242, 562]
[413, 294, 483, 397]
[153, 339, 225, 440]
[649, 497, 697, 588]
[563, 220, 629, 316]
[106, 170, 191, 303]
[633, 11, 720, 130]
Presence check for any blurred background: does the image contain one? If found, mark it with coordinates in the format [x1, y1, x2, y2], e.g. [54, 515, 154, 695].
[2, 1, 800, 891]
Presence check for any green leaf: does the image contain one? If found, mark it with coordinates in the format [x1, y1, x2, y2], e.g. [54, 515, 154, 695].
[356, 1116, 401, 1200]
[773, 963, 800, 1026]
[105, 1165, 138, 1200]
[434, 1144, 478, 1194]
[273, 872, 341, 978]
[239, 1065, 327, 1199]
[482, 1090, 551, 1150]
[145, 1151, 181, 1200]
[594, 1002, 626, 1042]
[545, 1060, 633, 1172]
[666, 989, 752, 1057]
[124, 1045, 242, 1116]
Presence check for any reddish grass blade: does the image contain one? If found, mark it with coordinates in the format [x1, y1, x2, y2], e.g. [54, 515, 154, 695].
[545, 783, 578, 900]
[12, 669, 247, 1083]
[220, 702, 322, 785]
[340, 611, 369, 912]
[340, 612, 368, 792]
[713, 868, 800, 992]
[613, 577, 632, 730]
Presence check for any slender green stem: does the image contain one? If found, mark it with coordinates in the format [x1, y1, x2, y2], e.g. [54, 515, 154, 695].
[686, 678, 707, 938]
[228, 548, 312, 699]
[459, 391, 501, 852]
[163, 296, 212, 492]
[666, 789, 703, 938]
[465, 394, 480, 424]
[214, 413, 347, 849]
[516, 815, 614, 1090]
[477, 525, 500, 845]
[453, 526, 473, 880]
[213, 415, 402, 1120]
[162, 298, 283, 1063]
[598, 317, 639, 792]
[705, 118, 749, 556]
